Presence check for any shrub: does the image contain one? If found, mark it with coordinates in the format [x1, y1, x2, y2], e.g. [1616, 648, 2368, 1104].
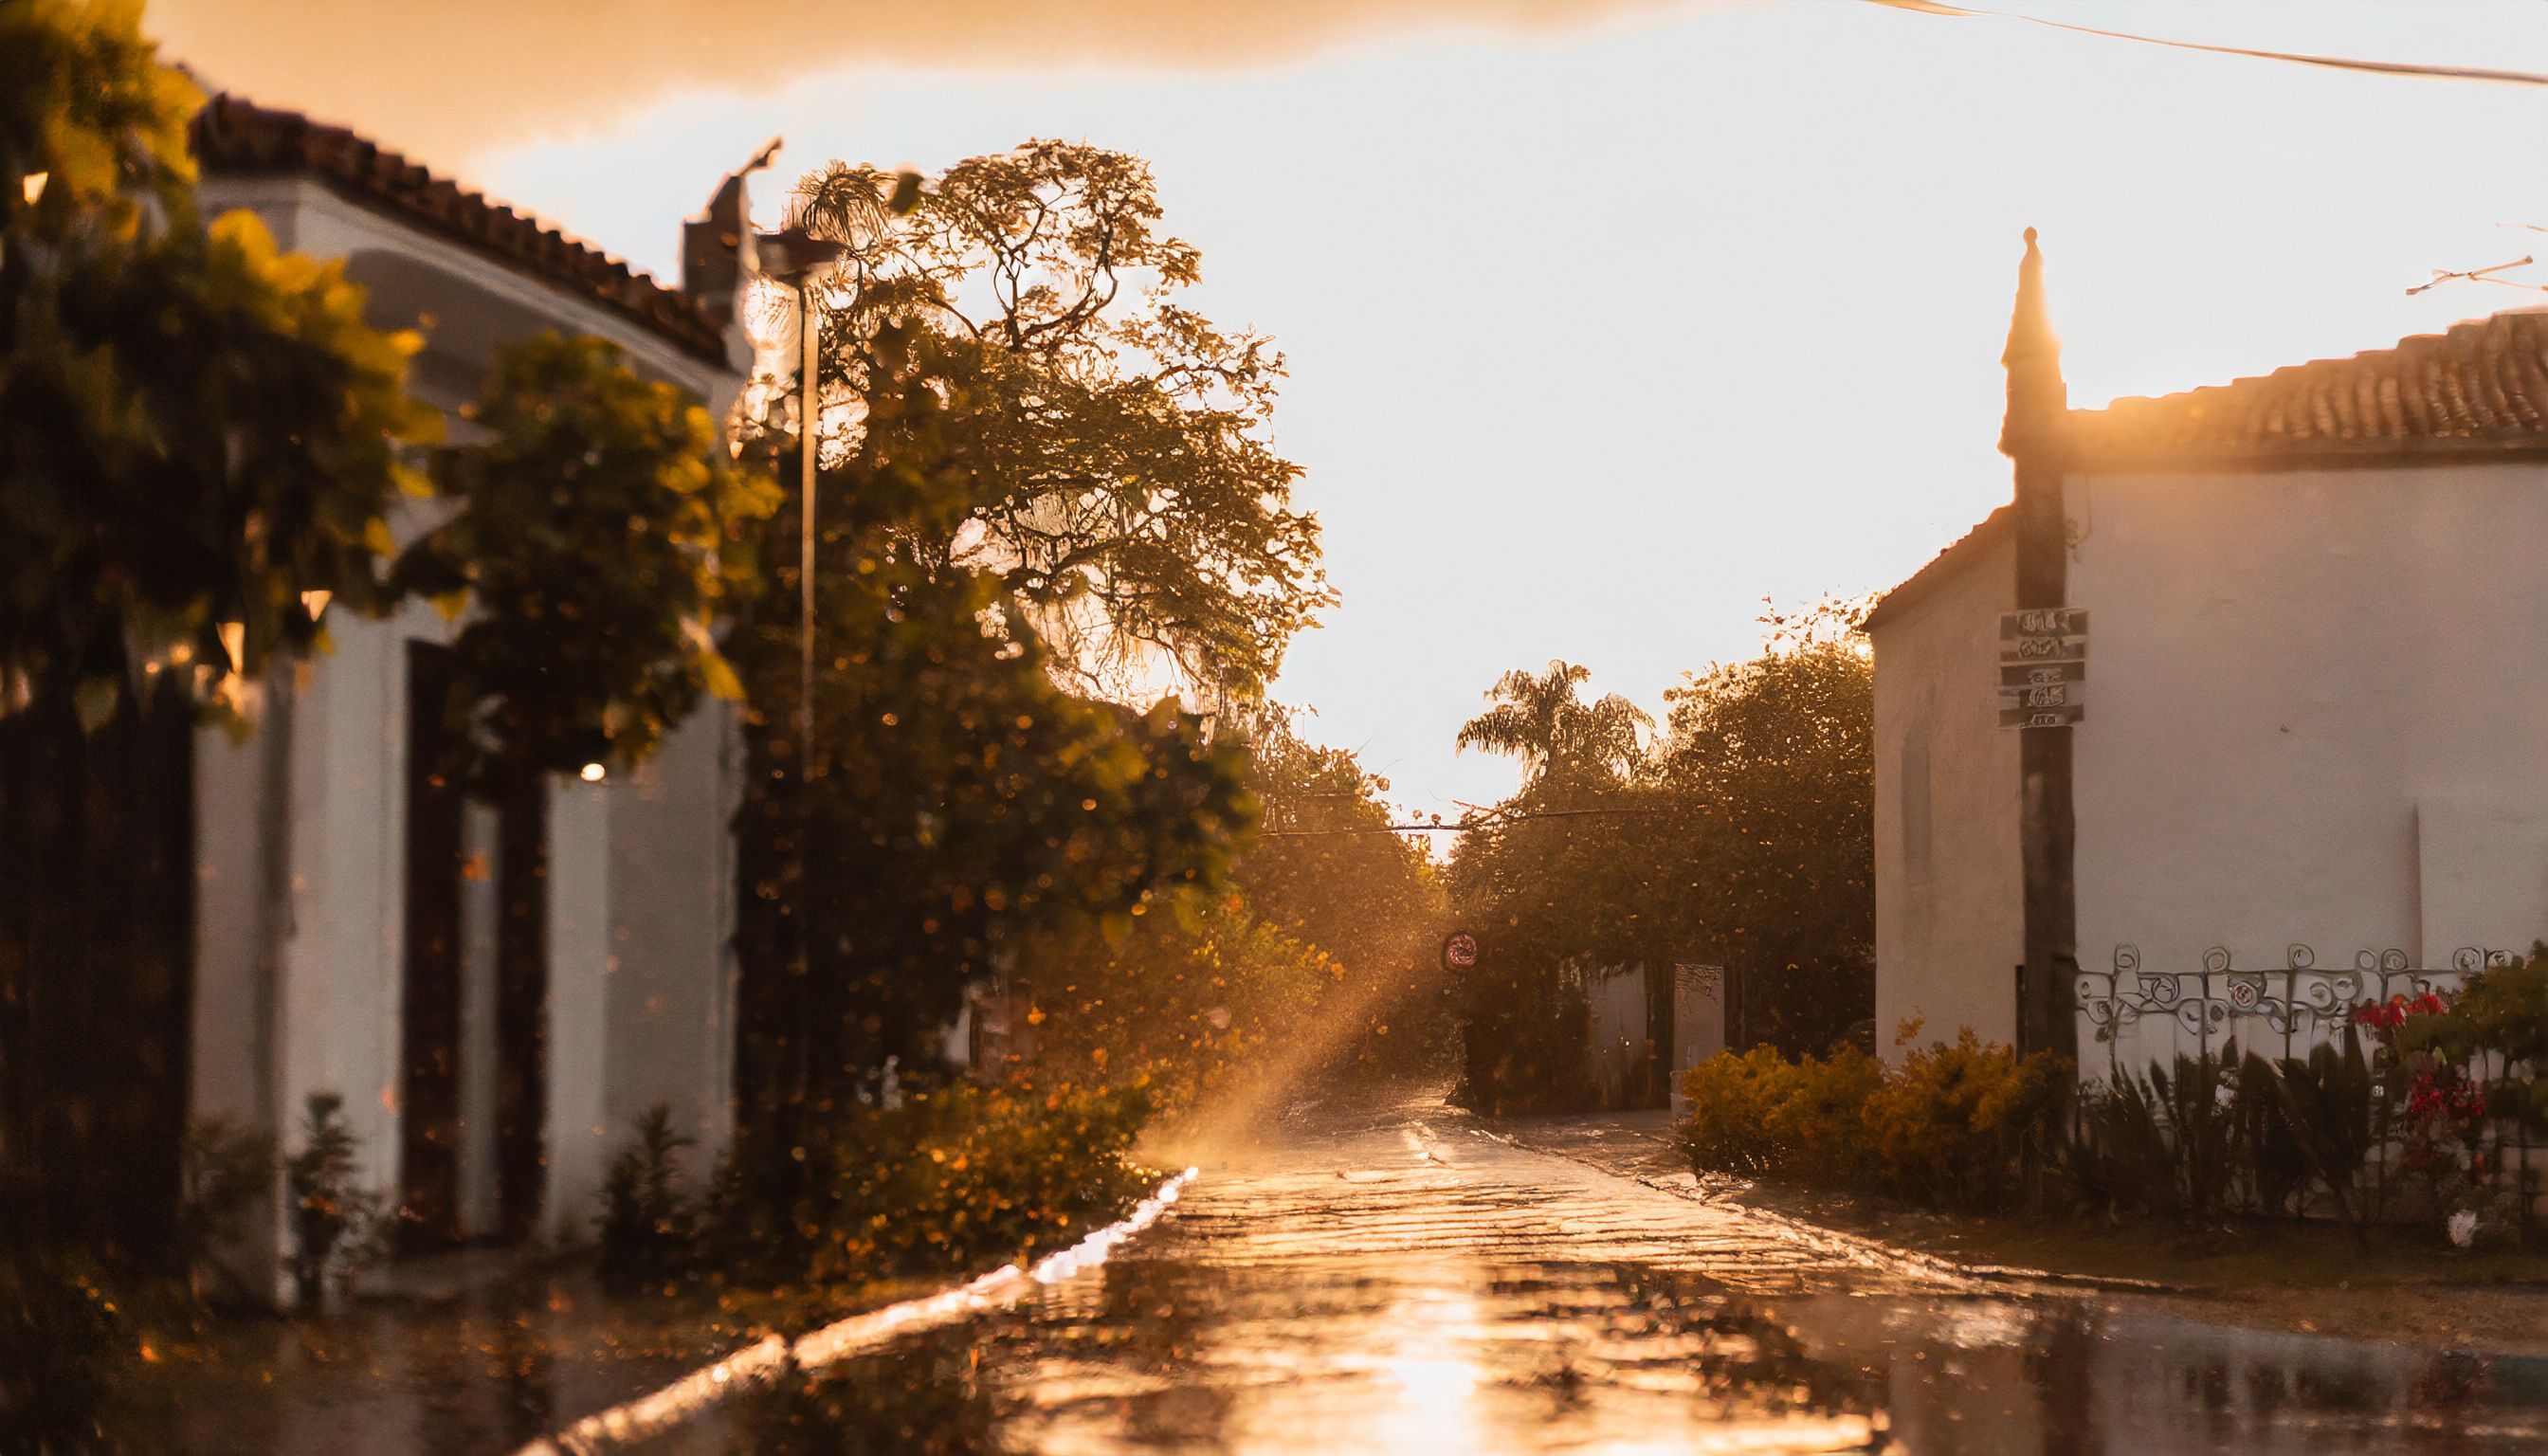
[709, 1079, 1156, 1289]
[1679, 1031, 2061, 1213]
[1863, 1030, 2065, 1211]
[1680, 1046, 1809, 1176]
[283, 1092, 383, 1304]
[596, 1103, 698, 1291]
[178, 1117, 277, 1287]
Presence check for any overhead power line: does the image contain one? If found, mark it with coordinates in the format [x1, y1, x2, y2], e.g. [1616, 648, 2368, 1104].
[1868, 0, 2548, 88]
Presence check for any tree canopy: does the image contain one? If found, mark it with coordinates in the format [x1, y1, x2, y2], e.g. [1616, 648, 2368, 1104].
[785, 141, 1330, 700]
[1456, 659, 1649, 796]
[1448, 603, 1877, 1110]
[728, 322, 1257, 1107]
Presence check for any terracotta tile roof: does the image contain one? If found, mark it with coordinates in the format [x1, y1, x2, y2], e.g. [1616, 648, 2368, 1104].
[191, 96, 729, 367]
[2069, 310, 2548, 466]
[1862, 504, 2011, 632]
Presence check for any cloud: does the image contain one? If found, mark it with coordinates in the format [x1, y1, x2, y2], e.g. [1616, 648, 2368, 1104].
[145, 0, 1702, 166]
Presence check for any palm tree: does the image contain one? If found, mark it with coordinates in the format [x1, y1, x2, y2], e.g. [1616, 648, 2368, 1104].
[1457, 660, 1649, 792]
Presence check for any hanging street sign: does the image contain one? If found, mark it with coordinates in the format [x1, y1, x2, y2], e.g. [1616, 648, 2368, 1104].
[1441, 932, 1478, 973]
[1999, 607, 2087, 664]
[1999, 608, 2086, 729]
[1998, 661, 2085, 690]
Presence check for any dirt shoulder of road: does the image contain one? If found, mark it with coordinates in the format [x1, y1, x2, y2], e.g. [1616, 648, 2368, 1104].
[1492, 1105, 2548, 1355]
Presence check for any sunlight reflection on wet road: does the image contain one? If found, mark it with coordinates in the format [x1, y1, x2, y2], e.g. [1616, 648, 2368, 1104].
[732, 1089, 2548, 1456]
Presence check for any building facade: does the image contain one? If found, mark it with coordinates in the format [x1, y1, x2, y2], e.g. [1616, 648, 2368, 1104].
[1872, 237, 2548, 1075]
[183, 99, 755, 1297]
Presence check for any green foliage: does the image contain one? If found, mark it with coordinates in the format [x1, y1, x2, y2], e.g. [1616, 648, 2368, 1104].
[1452, 603, 1875, 1108]
[731, 323, 1254, 1097]
[2, 0, 441, 722]
[788, 141, 1329, 696]
[2395, 952, 2548, 1135]
[1678, 1044, 1883, 1183]
[0, 0, 197, 222]
[1677, 1031, 2064, 1213]
[282, 1093, 381, 1304]
[2261, 1032, 2380, 1244]
[595, 1103, 699, 1292]
[708, 1080, 1154, 1288]
[1863, 1030, 2066, 1211]
[177, 1117, 277, 1279]
[1231, 707, 1452, 1079]
[1028, 905, 1336, 1116]
[397, 332, 776, 781]
[1455, 659, 1649, 793]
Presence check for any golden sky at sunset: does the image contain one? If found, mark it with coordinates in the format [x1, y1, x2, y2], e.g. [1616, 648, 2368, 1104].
[137, 1, 2548, 817]
[145, 0, 1701, 160]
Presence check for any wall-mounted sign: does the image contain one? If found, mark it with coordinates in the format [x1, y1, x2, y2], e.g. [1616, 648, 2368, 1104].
[1999, 608, 2085, 728]
[1442, 932, 1478, 973]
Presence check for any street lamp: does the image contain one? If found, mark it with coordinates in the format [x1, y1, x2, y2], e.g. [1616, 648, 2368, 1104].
[753, 227, 850, 775]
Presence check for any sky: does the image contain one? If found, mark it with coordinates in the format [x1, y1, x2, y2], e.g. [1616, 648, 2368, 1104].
[148, 0, 2548, 820]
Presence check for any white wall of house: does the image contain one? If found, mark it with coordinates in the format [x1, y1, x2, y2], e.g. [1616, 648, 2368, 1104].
[1871, 530, 2024, 1060]
[602, 702, 742, 1177]
[2065, 461, 2548, 1003]
[188, 173, 747, 1295]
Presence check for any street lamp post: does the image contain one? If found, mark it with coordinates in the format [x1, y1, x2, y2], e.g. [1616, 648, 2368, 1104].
[753, 227, 847, 1112]
[752, 228, 849, 774]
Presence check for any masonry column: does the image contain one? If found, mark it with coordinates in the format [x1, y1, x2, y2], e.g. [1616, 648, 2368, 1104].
[2002, 228, 2078, 1063]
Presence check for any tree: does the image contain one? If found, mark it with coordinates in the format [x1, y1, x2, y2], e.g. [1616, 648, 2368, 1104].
[785, 142, 1330, 699]
[1231, 708, 1450, 1077]
[394, 332, 778, 784]
[1649, 600, 1874, 1052]
[1, 0, 440, 722]
[726, 322, 1255, 1147]
[1444, 606, 1877, 1111]
[1456, 659, 1649, 796]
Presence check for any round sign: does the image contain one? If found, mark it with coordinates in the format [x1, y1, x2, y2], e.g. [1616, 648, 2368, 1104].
[1441, 932, 1478, 973]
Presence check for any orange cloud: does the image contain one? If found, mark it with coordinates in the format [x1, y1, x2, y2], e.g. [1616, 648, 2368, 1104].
[145, 0, 1702, 165]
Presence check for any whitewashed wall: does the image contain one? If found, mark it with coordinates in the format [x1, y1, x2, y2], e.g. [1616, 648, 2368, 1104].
[1871, 530, 2024, 1061]
[601, 701, 741, 1180]
[188, 173, 747, 1293]
[2065, 461, 2548, 1051]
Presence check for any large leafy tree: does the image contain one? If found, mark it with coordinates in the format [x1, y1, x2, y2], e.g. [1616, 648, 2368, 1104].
[1232, 709, 1450, 1076]
[786, 142, 1330, 699]
[1647, 601, 1875, 1052]
[728, 323, 1255, 1149]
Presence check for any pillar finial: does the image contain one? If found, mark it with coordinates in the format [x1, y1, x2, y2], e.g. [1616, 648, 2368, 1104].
[2000, 227, 2067, 461]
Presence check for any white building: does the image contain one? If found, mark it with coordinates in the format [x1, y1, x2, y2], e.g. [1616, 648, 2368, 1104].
[184, 98, 755, 1296]
[1870, 233, 2548, 1077]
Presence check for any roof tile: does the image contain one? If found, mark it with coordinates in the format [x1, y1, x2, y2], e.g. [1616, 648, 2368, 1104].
[191, 96, 728, 366]
[2071, 310, 2548, 463]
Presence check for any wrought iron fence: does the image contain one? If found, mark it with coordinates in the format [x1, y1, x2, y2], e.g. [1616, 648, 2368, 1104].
[2075, 941, 2540, 1229]
[2077, 942, 2516, 1079]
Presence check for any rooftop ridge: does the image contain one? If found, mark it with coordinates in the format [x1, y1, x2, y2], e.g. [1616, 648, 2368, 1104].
[191, 95, 728, 366]
[2069, 309, 2548, 461]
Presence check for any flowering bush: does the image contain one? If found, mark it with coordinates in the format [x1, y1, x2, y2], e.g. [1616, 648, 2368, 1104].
[2345, 957, 2544, 1247]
